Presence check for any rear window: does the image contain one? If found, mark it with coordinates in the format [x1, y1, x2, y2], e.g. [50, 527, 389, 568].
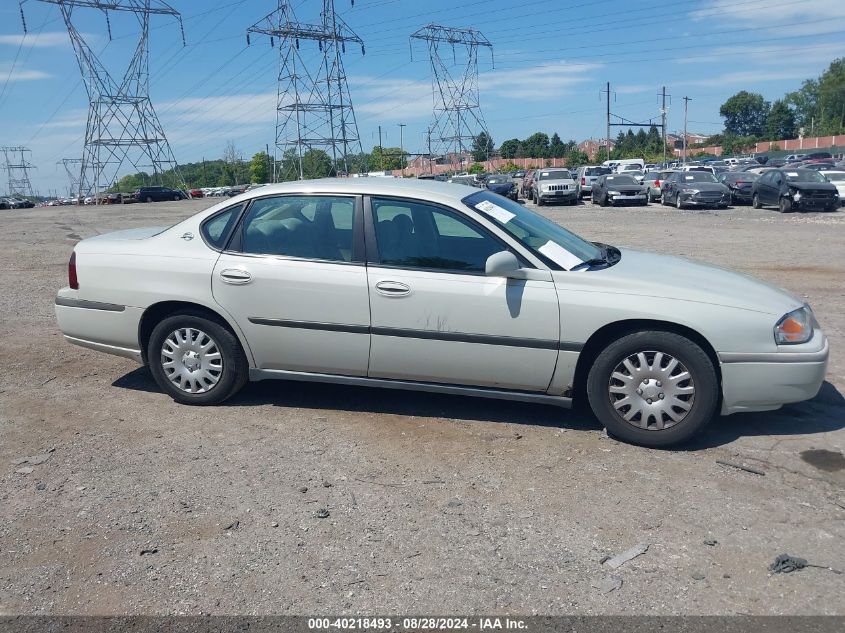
[585, 167, 611, 176]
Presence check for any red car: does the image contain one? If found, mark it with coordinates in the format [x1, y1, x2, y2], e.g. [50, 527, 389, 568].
[189, 189, 204, 198]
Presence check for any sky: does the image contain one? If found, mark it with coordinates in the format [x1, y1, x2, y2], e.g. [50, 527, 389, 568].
[1, 0, 844, 195]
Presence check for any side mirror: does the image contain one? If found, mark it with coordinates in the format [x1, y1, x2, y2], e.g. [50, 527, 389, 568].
[485, 251, 521, 277]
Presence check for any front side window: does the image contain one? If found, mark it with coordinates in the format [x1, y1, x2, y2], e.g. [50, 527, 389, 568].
[240, 195, 355, 262]
[371, 197, 504, 273]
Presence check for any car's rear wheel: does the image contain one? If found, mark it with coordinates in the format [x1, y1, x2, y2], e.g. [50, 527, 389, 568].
[173, 195, 181, 202]
[752, 193, 762, 209]
[778, 197, 794, 213]
[148, 313, 248, 405]
[586, 331, 718, 447]
[660, 192, 667, 205]
[145, 196, 153, 203]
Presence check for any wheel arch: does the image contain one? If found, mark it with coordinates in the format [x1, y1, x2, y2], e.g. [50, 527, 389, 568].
[571, 318, 722, 403]
[138, 300, 254, 367]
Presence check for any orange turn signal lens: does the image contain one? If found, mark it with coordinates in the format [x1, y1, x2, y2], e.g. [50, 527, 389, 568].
[774, 308, 813, 344]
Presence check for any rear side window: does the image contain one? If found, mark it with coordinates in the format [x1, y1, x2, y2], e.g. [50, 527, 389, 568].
[201, 203, 243, 250]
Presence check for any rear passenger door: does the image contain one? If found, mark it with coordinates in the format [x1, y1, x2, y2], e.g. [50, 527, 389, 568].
[211, 194, 371, 376]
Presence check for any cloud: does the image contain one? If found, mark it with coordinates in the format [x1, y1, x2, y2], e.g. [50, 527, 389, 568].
[672, 70, 813, 88]
[0, 32, 71, 48]
[0, 64, 51, 82]
[479, 60, 600, 100]
[675, 41, 845, 66]
[691, 0, 845, 23]
[351, 76, 433, 122]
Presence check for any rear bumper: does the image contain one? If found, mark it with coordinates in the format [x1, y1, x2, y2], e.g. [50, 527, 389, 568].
[719, 336, 829, 414]
[55, 289, 144, 363]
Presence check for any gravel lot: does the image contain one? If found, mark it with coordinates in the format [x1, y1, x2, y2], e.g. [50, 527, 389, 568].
[1, 194, 843, 615]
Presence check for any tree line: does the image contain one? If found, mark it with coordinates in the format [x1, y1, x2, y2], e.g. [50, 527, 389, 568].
[709, 58, 844, 154]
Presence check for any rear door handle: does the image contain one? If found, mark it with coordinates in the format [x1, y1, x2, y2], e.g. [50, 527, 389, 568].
[375, 280, 410, 297]
[220, 268, 252, 285]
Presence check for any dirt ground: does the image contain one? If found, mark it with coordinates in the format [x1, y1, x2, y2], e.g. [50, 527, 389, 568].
[1, 194, 843, 615]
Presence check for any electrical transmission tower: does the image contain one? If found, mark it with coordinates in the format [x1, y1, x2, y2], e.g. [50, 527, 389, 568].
[59, 158, 84, 198]
[410, 25, 493, 171]
[20, 1, 186, 199]
[247, 0, 365, 181]
[2, 146, 35, 197]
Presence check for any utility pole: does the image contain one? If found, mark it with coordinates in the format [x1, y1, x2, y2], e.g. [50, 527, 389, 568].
[606, 81, 611, 162]
[2, 146, 35, 197]
[660, 86, 669, 167]
[398, 123, 406, 175]
[683, 96, 692, 164]
[21, 1, 187, 200]
[427, 126, 433, 174]
[411, 25, 493, 173]
[247, 0, 365, 180]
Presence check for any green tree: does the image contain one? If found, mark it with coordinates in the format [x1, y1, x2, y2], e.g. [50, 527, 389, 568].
[302, 149, 333, 179]
[499, 138, 520, 159]
[565, 149, 590, 167]
[249, 151, 272, 183]
[764, 100, 797, 140]
[370, 146, 407, 171]
[471, 131, 494, 162]
[549, 133, 566, 158]
[719, 91, 770, 137]
[785, 79, 818, 132]
[468, 163, 485, 174]
[523, 132, 550, 158]
[816, 58, 845, 135]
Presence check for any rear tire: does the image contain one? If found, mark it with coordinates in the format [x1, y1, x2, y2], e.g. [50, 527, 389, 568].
[145, 196, 153, 203]
[586, 330, 718, 448]
[148, 313, 248, 405]
[752, 193, 762, 209]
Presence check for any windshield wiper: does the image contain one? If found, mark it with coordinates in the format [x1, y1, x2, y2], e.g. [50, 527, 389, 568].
[570, 244, 609, 270]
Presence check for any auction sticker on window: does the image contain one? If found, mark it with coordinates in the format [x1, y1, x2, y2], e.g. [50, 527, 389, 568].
[538, 240, 584, 270]
[475, 199, 515, 224]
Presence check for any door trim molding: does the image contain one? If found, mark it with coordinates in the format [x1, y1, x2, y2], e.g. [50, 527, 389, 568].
[247, 317, 582, 352]
[250, 368, 573, 408]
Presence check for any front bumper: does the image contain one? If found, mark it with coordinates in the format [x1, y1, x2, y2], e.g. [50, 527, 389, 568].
[793, 196, 839, 211]
[608, 193, 647, 205]
[538, 190, 577, 201]
[719, 335, 829, 414]
[680, 191, 730, 206]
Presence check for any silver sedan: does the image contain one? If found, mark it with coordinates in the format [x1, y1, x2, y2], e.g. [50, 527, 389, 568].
[55, 179, 828, 448]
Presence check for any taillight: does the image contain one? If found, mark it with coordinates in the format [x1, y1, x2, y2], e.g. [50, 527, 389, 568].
[654, 179, 660, 187]
[581, 177, 586, 185]
[68, 251, 79, 289]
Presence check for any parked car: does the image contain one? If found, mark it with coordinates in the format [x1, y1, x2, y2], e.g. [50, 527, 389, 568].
[521, 169, 536, 200]
[717, 171, 759, 205]
[53, 178, 829, 448]
[0, 198, 11, 210]
[661, 172, 730, 209]
[642, 170, 675, 202]
[783, 154, 807, 162]
[189, 189, 204, 198]
[133, 186, 188, 203]
[485, 174, 518, 201]
[751, 168, 839, 212]
[8, 197, 35, 208]
[804, 152, 832, 161]
[591, 174, 648, 206]
[533, 168, 578, 206]
[625, 170, 646, 184]
[800, 161, 837, 171]
[575, 165, 612, 198]
[820, 170, 845, 203]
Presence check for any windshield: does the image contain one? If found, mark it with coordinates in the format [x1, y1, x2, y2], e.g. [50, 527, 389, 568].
[585, 167, 611, 176]
[824, 172, 845, 182]
[604, 175, 638, 185]
[537, 170, 571, 180]
[463, 190, 602, 270]
[680, 173, 718, 183]
[785, 170, 825, 183]
[486, 176, 509, 184]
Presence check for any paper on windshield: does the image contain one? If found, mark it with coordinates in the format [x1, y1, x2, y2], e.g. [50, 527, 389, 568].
[538, 240, 584, 270]
[684, 176, 695, 180]
[474, 199, 515, 224]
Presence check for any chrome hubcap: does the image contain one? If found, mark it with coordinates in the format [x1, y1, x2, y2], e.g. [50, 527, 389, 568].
[608, 350, 695, 430]
[161, 328, 223, 394]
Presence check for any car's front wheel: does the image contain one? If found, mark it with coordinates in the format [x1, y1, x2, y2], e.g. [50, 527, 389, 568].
[778, 196, 794, 213]
[752, 193, 762, 209]
[148, 313, 248, 405]
[586, 331, 718, 447]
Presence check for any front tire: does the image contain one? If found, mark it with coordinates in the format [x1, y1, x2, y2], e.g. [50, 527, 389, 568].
[148, 313, 248, 405]
[675, 193, 684, 209]
[778, 197, 794, 213]
[752, 193, 762, 209]
[586, 331, 718, 447]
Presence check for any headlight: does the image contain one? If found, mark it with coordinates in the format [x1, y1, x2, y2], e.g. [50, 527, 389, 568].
[682, 188, 699, 194]
[774, 306, 815, 345]
[789, 188, 801, 201]
[608, 190, 621, 195]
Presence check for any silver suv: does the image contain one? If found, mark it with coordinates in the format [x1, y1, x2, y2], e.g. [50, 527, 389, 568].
[575, 165, 612, 198]
[533, 168, 578, 206]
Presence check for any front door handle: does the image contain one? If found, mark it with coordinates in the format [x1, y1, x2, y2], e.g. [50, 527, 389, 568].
[220, 268, 252, 285]
[375, 280, 410, 297]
